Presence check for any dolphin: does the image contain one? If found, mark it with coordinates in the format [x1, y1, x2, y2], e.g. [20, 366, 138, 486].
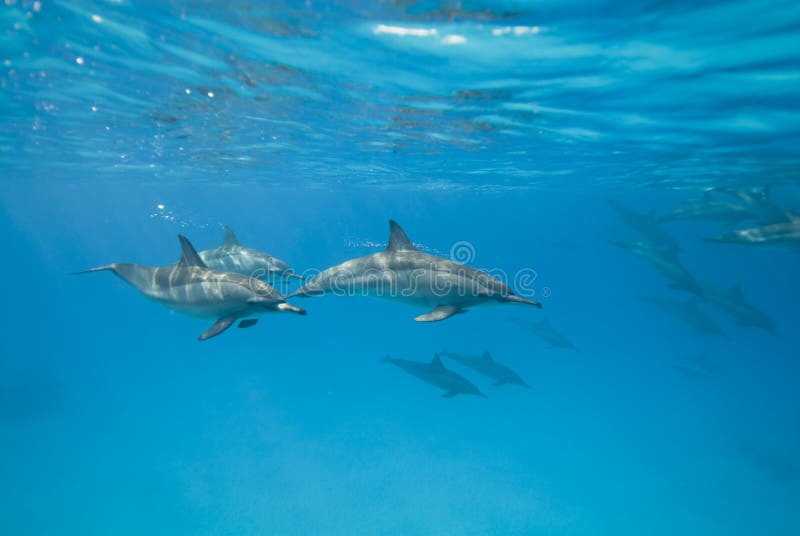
[697, 283, 777, 335]
[438, 349, 529, 387]
[658, 191, 754, 225]
[288, 220, 541, 322]
[717, 186, 791, 225]
[511, 318, 577, 351]
[609, 200, 680, 251]
[664, 354, 720, 379]
[733, 439, 799, 485]
[75, 235, 306, 340]
[705, 215, 800, 251]
[196, 227, 303, 281]
[641, 296, 726, 337]
[381, 355, 487, 398]
[611, 240, 702, 295]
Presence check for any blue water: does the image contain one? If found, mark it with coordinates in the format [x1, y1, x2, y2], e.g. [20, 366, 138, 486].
[2, 1, 800, 534]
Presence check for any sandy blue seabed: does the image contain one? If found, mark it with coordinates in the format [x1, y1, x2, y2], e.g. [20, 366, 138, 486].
[1, 1, 800, 534]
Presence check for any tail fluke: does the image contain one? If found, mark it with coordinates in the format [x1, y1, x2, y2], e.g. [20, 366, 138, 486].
[72, 264, 115, 275]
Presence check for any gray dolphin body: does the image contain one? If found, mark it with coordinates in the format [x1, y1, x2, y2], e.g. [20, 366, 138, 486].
[658, 192, 754, 225]
[288, 220, 541, 322]
[697, 283, 777, 335]
[642, 296, 726, 337]
[512, 318, 577, 351]
[197, 227, 302, 281]
[612, 240, 702, 295]
[706, 217, 800, 251]
[438, 349, 529, 387]
[665, 354, 720, 379]
[76, 235, 306, 340]
[609, 200, 680, 251]
[382, 355, 486, 398]
[717, 187, 790, 225]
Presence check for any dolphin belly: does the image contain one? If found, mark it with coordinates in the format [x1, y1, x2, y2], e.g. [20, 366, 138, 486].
[147, 281, 258, 318]
[354, 269, 494, 307]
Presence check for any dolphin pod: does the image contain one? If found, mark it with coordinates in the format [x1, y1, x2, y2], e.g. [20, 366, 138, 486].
[437, 349, 529, 387]
[76, 220, 542, 340]
[382, 354, 487, 398]
[611, 199, 779, 335]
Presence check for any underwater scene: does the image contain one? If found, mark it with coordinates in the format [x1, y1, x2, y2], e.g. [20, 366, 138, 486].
[2, 0, 800, 534]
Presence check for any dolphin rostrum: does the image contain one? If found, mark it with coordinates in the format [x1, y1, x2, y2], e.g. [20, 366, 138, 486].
[438, 349, 529, 387]
[196, 227, 303, 281]
[382, 355, 487, 398]
[288, 220, 541, 322]
[75, 235, 306, 340]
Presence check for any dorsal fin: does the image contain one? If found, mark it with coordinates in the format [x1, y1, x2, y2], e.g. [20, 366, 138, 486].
[222, 226, 241, 248]
[178, 235, 208, 268]
[481, 350, 493, 361]
[431, 355, 445, 369]
[386, 220, 417, 251]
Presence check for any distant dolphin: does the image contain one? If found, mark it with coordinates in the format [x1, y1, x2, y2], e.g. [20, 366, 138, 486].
[288, 220, 541, 322]
[438, 349, 529, 387]
[197, 227, 303, 281]
[664, 354, 720, 379]
[611, 240, 702, 295]
[641, 296, 726, 337]
[75, 235, 306, 340]
[705, 215, 800, 251]
[697, 283, 777, 335]
[511, 318, 577, 351]
[717, 186, 791, 225]
[609, 200, 680, 251]
[658, 191, 754, 225]
[382, 355, 487, 398]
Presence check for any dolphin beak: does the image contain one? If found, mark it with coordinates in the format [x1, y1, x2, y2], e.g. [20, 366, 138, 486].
[277, 302, 307, 315]
[286, 272, 305, 281]
[503, 294, 542, 308]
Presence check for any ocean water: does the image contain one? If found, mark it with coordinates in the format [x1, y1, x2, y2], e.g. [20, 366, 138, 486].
[2, 0, 800, 534]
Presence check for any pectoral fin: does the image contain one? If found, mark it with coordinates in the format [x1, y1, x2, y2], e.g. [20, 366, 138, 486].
[238, 319, 258, 329]
[198, 316, 236, 341]
[414, 305, 464, 322]
[442, 391, 458, 398]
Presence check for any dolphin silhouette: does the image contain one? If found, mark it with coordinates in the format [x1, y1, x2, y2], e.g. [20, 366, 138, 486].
[382, 355, 487, 398]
